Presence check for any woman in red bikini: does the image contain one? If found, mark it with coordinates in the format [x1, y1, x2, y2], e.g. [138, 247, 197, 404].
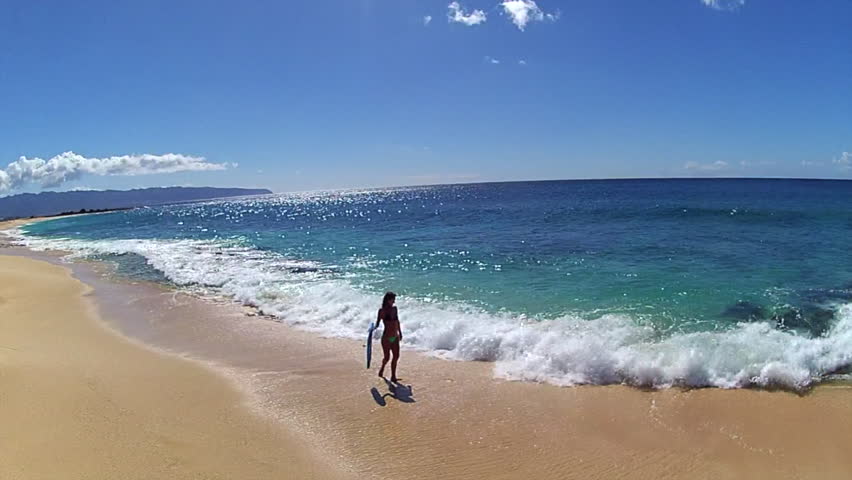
[377, 291, 402, 382]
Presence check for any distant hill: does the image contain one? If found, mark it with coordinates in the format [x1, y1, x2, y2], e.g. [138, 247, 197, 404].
[0, 186, 272, 220]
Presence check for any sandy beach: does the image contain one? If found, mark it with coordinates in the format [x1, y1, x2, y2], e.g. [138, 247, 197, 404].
[0, 253, 347, 480]
[2, 221, 852, 479]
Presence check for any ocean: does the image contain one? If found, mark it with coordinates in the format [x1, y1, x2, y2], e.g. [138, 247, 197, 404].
[14, 179, 852, 390]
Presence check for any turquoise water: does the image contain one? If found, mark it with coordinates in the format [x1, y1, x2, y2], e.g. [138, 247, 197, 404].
[16, 179, 852, 389]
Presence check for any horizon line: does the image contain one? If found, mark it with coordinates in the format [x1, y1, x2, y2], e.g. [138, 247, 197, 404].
[3, 176, 851, 199]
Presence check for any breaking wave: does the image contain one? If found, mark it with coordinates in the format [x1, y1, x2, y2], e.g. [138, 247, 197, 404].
[10, 230, 852, 390]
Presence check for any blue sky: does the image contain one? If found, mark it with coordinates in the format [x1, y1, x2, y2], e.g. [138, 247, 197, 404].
[0, 0, 850, 194]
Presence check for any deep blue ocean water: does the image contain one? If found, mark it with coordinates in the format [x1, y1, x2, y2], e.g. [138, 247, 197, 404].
[16, 179, 852, 389]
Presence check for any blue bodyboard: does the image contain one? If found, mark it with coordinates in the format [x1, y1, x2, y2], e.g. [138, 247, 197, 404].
[366, 322, 375, 368]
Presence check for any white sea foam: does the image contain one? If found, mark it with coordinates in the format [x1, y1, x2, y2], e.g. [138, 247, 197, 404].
[10, 231, 852, 390]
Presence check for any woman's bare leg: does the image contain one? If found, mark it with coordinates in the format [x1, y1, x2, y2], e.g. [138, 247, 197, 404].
[378, 338, 390, 377]
[390, 342, 400, 381]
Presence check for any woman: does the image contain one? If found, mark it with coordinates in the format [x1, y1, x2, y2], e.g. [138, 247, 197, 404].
[376, 291, 402, 382]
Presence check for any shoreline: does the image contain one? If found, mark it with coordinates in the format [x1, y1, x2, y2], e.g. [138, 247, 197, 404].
[0, 253, 349, 479]
[1, 240, 851, 479]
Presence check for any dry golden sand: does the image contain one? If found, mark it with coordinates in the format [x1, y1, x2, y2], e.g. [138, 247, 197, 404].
[0, 255, 348, 480]
[1, 224, 851, 479]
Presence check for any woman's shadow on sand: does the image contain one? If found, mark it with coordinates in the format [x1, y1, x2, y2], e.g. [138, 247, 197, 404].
[370, 378, 415, 406]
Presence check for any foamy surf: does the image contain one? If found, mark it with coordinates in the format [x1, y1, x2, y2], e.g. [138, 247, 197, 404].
[9, 228, 852, 391]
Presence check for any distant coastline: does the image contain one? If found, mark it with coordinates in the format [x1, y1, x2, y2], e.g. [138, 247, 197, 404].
[0, 186, 272, 221]
[32, 206, 133, 220]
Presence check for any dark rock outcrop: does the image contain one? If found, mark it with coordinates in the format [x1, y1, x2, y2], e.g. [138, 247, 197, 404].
[722, 300, 767, 321]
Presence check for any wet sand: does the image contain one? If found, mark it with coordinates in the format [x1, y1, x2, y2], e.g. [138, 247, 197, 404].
[2, 218, 852, 479]
[92, 281, 852, 480]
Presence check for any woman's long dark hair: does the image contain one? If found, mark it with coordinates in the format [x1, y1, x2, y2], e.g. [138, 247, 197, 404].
[382, 291, 396, 310]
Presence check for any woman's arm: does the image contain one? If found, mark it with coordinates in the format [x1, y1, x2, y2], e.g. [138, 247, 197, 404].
[395, 307, 402, 340]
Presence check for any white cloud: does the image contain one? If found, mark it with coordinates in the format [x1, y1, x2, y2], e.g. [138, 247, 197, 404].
[485, 56, 500, 64]
[833, 151, 851, 170]
[684, 160, 729, 172]
[739, 160, 775, 168]
[447, 2, 487, 26]
[500, 1, 559, 31]
[423, 15, 433, 26]
[801, 160, 823, 167]
[0, 151, 230, 192]
[518, 59, 527, 65]
[701, 0, 745, 11]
